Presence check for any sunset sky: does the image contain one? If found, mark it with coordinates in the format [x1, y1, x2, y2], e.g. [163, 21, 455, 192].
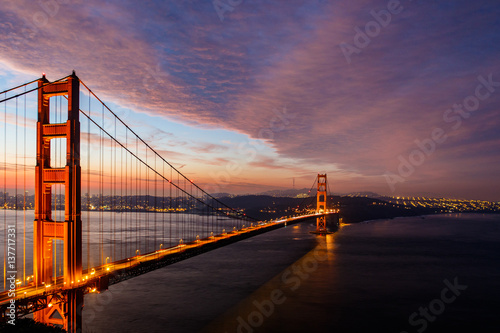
[0, 0, 499, 201]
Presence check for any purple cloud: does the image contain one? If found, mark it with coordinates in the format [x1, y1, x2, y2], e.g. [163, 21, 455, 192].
[1, 0, 499, 199]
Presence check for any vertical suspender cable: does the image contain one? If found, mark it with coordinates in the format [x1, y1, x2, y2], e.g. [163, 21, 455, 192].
[154, 154, 157, 251]
[15, 97, 19, 284]
[23, 86, 27, 284]
[169, 167, 172, 248]
[120, 121, 124, 260]
[135, 136, 139, 255]
[162, 161, 165, 247]
[190, 181, 193, 240]
[114, 117, 117, 262]
[111, 117, 115, 262]
[125, 129, 127, 257]
[3, 92, 6, 290]
[87, 91, 91, 270]
[145, 148, 148, 252]
[109, 121, 113, 263]
[99, 104, 103, 266]
[178, 172, 181, 242]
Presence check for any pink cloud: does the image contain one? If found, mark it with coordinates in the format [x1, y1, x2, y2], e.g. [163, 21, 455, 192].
[1, 0, 499, 199]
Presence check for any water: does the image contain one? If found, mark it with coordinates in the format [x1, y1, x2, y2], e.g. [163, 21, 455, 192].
[80, 213, 500, 333]
[2, 212, 499, 332]
[0, 210, 244, 290]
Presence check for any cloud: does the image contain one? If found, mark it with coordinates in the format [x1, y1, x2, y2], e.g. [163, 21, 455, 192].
[190, 142, 228, 154]
[1, 0, 499, 199]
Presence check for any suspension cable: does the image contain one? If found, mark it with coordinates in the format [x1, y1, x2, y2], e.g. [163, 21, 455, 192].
[77, 107, 254, 221]
[296, 175, 318, 210]
[0, 75, 71, 104]
[0, 78, 39, 96]
[78, 79, 253, 220]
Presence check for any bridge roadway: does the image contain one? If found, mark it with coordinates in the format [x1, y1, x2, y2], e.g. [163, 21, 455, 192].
[1, 212, 335, 318]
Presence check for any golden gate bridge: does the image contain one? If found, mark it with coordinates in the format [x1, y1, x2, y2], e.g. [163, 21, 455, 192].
[0, 72, 338, 332]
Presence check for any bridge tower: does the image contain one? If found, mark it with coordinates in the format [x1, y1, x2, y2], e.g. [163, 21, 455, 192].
[315, 174, 328, 233]
[33, 72, 83, 332]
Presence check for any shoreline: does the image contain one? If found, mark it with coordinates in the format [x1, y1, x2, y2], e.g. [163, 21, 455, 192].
[347, 211, 500, 226]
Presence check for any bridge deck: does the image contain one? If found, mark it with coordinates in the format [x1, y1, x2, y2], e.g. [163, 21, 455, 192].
[1, 213, 335, 318]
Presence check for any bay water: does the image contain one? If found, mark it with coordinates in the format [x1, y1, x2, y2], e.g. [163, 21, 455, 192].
[80, 213, 500, 332]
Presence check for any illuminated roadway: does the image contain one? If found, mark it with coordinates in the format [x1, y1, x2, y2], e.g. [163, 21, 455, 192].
[0, 212, 335, 313]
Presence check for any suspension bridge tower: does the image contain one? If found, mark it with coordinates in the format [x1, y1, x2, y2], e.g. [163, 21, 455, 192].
[33, 72, 83, 332]
[311, 174, 333, 234]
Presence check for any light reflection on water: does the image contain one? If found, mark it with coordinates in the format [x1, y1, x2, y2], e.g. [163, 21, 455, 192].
[84, 213, 500, 333]
[2, 213, 500, 332]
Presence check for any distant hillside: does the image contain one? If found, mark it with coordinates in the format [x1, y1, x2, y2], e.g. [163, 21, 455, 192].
[256, 188, 314, 198]
[218, 194, 437, 223]
[256, 189, 385, 199]
[344, 191, 386, 199]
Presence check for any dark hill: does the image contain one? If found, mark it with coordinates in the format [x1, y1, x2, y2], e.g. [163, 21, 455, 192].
[219, 195, 436, 223]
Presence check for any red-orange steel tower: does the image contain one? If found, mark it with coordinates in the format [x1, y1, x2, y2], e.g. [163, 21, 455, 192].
[316, 174, 327, 233]
[33, 73, 82, 332]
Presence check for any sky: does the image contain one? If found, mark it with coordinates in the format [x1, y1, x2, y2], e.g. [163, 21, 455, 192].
[0, 0, 499, 201]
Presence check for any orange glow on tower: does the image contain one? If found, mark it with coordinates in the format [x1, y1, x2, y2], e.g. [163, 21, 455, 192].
[316, 174, 327, 233]
[33, 73, 83, 332]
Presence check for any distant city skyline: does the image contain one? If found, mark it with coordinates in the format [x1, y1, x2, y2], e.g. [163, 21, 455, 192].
[1, 1, 499, 201]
